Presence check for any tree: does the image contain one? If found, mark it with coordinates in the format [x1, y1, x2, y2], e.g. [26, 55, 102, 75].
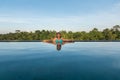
[0, 25, 120, 40]
[89, 28, 104, 40]
[113, 25, 120, 31]
[15, 30, 21, 33]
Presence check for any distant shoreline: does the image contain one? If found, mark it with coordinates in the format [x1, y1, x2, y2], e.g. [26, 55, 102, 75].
[0, 40, 120, 42]
[0, 40, 42, 42]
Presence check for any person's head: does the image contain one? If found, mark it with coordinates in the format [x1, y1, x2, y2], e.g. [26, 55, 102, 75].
[56, 43, 61, 51]
[56, 32, 61, 38]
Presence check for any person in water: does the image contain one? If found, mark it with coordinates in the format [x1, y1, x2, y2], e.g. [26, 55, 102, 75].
[43, 32, 74, 51]
[43, 32, 74, 45]
[53, 32, 63, 45]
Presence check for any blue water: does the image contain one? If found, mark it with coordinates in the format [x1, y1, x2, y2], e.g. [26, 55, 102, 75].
[0, 42, 120, 80]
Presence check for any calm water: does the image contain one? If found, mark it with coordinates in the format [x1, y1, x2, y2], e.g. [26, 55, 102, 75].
[0, 42, 120, 80]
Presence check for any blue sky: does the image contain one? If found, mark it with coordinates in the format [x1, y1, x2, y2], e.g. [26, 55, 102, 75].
[0, 0, 120, 33]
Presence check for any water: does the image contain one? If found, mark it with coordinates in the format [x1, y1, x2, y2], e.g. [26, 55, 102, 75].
[0, 42, 120, 80]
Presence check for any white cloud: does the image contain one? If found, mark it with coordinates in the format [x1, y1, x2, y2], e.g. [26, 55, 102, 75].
[0, 2, 120, 33]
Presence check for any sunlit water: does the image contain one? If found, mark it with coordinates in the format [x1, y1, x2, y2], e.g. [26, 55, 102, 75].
[0, 42, 120, 80]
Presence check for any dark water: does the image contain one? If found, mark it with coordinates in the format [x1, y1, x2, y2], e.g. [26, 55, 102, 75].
[0, 42, 120, 80]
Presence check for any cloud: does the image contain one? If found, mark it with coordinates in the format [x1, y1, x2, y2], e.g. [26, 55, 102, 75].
[0, 2, 120, 33]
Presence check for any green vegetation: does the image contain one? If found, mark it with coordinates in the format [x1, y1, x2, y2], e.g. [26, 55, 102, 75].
[0, 25, 120, 40]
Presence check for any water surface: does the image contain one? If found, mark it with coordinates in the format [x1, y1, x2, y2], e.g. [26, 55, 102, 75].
[0, 42, 120, 80]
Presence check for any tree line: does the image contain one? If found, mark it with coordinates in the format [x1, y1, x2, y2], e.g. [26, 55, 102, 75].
[0, 25, 120, 40]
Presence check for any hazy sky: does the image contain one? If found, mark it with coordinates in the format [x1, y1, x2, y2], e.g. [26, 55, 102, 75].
[0, 0, 120, 33]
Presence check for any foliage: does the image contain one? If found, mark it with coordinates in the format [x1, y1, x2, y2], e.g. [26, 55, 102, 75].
[0, 25, 120, 40]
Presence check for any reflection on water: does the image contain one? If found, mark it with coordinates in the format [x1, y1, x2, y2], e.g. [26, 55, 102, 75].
[0, 42, 120, 80]
[42, 41, 75, 51]
[56, 42, 74, 51]
[56, 44, 62, 51]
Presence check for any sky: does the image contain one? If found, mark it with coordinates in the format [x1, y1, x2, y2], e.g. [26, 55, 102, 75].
[0, 0, 120, 33]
